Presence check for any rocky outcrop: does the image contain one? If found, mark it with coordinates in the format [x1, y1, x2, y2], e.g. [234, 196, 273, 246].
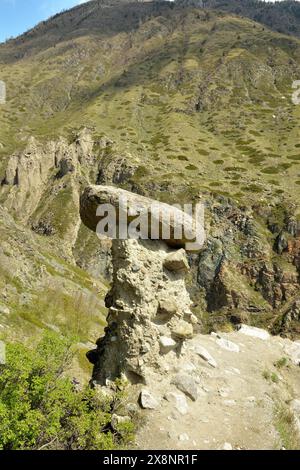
[97, 152, 139, 186]
[0, 128, 96, 218]
[87, 238, 196, 385]
[196, 196, 300, 324]
[80, 185, 205, 250]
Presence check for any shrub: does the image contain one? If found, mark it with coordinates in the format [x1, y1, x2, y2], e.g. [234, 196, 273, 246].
[0, 333, 134, 450]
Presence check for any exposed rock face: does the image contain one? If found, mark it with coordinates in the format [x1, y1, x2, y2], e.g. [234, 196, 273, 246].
[87, 238, 195, 385]
[196, 196, 300, 325]
[164, 249, 190, 272]
[171, 374, 199, 401]
[97, 152, 139, 186]
[0, 128, 94, 223]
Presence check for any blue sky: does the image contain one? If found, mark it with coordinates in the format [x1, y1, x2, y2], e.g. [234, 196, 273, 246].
[0, 0, 88, 43]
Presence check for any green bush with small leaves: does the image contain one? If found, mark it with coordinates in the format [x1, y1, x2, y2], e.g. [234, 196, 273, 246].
[0, 332, 134, 450]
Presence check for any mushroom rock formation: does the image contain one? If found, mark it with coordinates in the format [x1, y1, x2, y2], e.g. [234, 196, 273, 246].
[80, 185, 204, 385]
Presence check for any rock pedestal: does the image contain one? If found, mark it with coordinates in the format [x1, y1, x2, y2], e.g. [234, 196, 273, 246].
[87, 238, 194, 385]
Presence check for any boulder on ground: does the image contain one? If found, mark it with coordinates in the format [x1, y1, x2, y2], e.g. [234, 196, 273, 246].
[171, 374, 198, 401]
[216, 337, 240, 353]
[238, 324, 270, 340]
[140, 389, 160, 410]
[194, 344, 217, 368]
[159, 336, 177, 354]
[164, 391, 189, 415]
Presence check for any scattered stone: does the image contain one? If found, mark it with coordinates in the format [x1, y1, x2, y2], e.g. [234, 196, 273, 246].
[284, 341, 300, 366]
[194, 344, 217, 368]
[189, 313, 199, 325]
[163, 249, 189, 272]
[165, 391, 189, 415]
[179, 433, 190, 442]
[223, 442, 233, 450]
[126, 403, 139, 416]
[111, 414, 131, 431]
[179, 361, 196, 373]
[0, 304, 10, 315]
[171, 320, 193, 340]
[158, 298, 178, 318]
[171, 374, 198, 401]
[225, 367, 241, 375]
[216, 337, 240, 353]
[140, 389, 160, 410]
[238, 324, 270, 340]
[223, 399, 236, 407]
[159, 336, 177, 354]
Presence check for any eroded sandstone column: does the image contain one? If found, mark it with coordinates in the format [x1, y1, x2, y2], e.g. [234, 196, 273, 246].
[88, 239, 196, 385]
[81, 184, 203, 385]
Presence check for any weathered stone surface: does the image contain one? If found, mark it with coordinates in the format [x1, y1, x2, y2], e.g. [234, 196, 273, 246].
[171, 319, 194, 340]
[88, 239, 193, 385]
[194, 344, 217, 367]
[216, 337, 240, 353]
[160, 336, 177, 354]
[140, 389, 160, 410]
[284, 341, 300, 366]
[80, 185, 204, 250]
[238, 324, 270, 340]
[179, 361, 197, 373]
[223, 442, 233, 450]
[291, 399, 300, 432]
[165, 391, 189, 415]
[171, 374, 198, 401]
[157, 298, 178, 318]
[178, 433, 190, 442]
[163, 249, 190, 272]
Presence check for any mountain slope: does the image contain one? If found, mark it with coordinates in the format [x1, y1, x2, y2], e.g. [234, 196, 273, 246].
[0, 0, 299, 356]
[203, 0, 300, 38]
[0, 3, 299, 202]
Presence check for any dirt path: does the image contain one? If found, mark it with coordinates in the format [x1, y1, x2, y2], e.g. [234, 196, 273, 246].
[135, 329, 300, 450]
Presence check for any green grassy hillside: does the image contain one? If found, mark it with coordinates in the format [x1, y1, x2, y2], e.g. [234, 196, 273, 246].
[0, 4, 299, 205]
[0, 1, 299, 359]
